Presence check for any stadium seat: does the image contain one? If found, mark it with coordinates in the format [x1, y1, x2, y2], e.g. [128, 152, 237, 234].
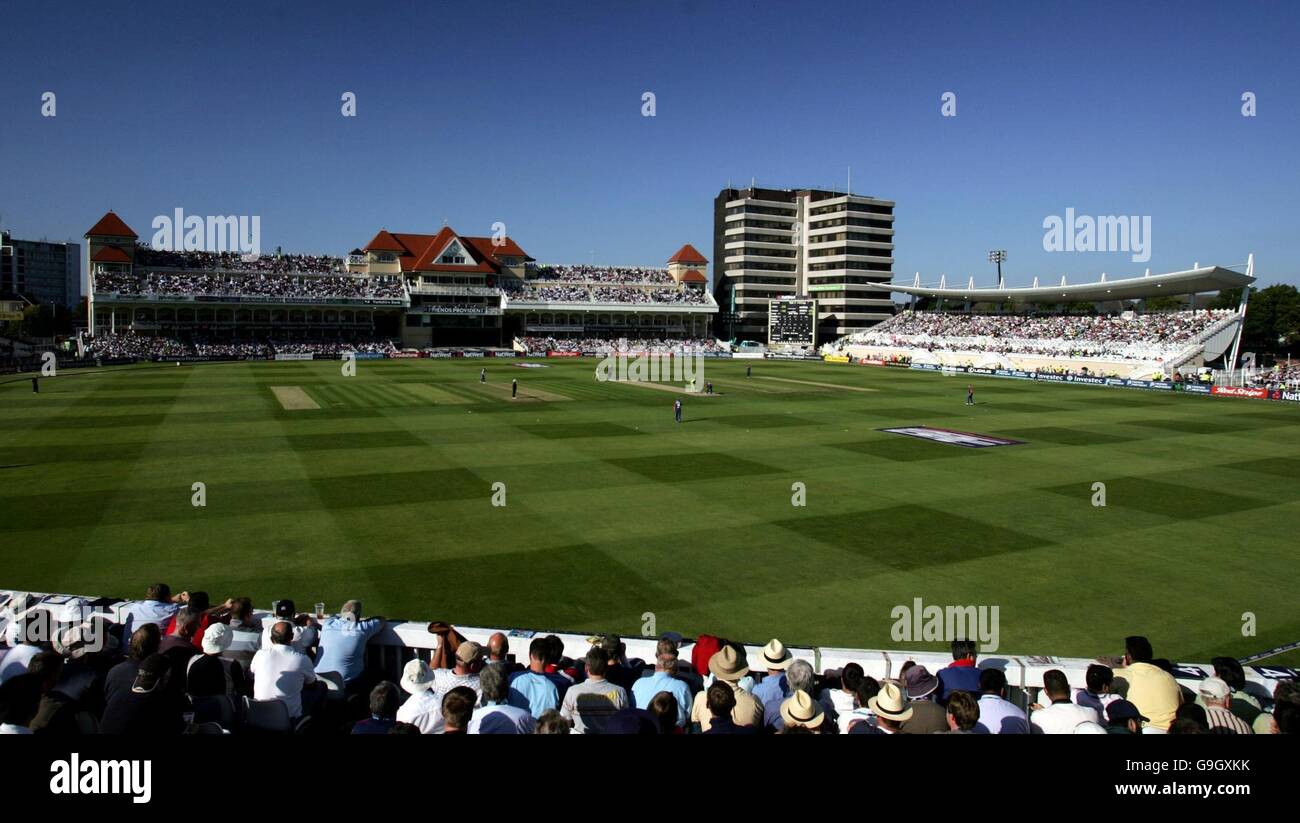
[242, 697, 292, 734]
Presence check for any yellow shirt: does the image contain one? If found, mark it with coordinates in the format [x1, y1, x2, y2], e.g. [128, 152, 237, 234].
[1116, 662, 1181, 730]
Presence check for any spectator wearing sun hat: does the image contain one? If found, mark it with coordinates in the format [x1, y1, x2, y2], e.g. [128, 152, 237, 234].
[898, 664, 948, 734]
[1198, 677, 1253, 734]
[396, 658, 443, 733]
[866, 679, 913, 734]
[780, 690, 825, 732]
[751, 638, 793, 709]
[186, 623, 246, 701]
[691, 646, 763, 731]
[432, 641, 485, 704]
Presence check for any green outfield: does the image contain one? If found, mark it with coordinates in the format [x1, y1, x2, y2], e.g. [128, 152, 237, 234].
[2, 357, 1297, 665]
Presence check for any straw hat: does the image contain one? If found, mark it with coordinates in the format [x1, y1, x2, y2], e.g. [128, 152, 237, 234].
[868, 680, 914, 722]
[758, 638, 793, 670]
[779, 691, 825, 729]
[708, 646, 750, 682]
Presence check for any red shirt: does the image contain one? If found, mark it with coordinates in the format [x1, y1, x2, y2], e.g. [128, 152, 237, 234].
[164, 612, 211, 649]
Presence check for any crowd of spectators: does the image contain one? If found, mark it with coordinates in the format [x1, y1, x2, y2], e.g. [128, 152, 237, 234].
[194, 340, 272, 358]
[836, 310, 1232, 363]
[82, 332, 191, 360]
[531, 265, 674, 285]
[82, 333, 399, 360]
[508, 284, 711, 305]
[518, 337, 726, 354]
[1248, 361, 1300, 389]
[134, 247, 347, 274]
[1, 591, 1293, 737]
[93, 271, 406, 302]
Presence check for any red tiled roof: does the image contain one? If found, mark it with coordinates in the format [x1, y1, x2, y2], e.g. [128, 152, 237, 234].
[363, 226, 532, 273]
[668, 243, 707, 264]
[91, 246, 132, 263]
[678, 269, 708, 283]
[85, 211, 138, 239]
[465, 235, 531, 263]
[363, 230, 407, 253]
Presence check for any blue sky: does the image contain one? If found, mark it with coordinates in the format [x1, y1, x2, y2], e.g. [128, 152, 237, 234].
[2, 0, 1298, 288]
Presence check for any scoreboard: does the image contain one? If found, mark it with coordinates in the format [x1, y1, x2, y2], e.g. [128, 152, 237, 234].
[768, 298, 817, 346]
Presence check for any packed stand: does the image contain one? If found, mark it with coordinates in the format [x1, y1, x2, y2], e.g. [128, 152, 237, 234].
[531, 264, 674, 285]
[82, 333, 191, 360]
[833, 310, 1232, 363]
[507, 283, 710, 305]
[518, 337, 726, 354]
[134, 247, 347, 275]
[0, 590, 1293, 737]
[93, 270, 406, 302]
[1247, 362, 1300, 389]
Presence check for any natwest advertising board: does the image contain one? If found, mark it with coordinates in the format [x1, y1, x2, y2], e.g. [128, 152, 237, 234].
[1212, 386, 1268, 399]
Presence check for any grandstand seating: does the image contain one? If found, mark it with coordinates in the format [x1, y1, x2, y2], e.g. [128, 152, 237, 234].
[518, 336, 726, 354]
[1, 588, 1292, 736]
[82, 332, 397, 360]
[827, 309, 1236, 377]
[93, 270, 406, 302]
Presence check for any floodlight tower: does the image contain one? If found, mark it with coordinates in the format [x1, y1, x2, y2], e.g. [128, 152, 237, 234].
[988, 250, 1008, 288]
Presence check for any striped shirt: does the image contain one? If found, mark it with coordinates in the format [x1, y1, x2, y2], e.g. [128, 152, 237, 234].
[1205, 705, 1253, 735]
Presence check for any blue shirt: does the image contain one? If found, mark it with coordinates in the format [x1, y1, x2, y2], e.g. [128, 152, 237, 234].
[351, 716, 396, 734]
[937, 663, 982, 702]
[752, 673, 789, 709]
[507, 670, 560, 718]
[630, 672, 693, 727]
[121, 600, 180, 637]
[313, 617, 384, 682]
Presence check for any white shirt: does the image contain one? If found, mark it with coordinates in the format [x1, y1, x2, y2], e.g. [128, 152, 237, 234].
[827, 688, 858, 730]
[261, 621, 317, 653]
[121, 600, 180, 636]
[470, 702, 536, 734]
[1030, 700, 1099, 734]
[396, 689, 444, 734]
[431, 670, 481, 704]
[249, 644, 317, 718]
[0, 644, 40, 684]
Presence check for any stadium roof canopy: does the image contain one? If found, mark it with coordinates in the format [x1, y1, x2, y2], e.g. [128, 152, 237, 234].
[877, 260, 1254, 304]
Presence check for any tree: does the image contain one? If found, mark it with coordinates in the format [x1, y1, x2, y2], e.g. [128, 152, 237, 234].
[1225, 284, 1300, 359]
